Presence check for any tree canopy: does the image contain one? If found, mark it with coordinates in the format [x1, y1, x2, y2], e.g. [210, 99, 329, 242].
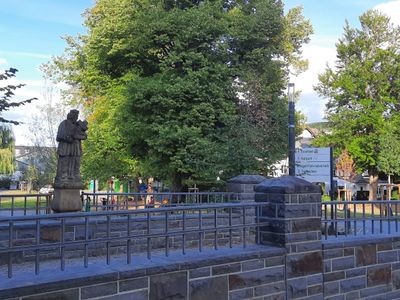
[51, 0, 312, 190]
[315, 10, 400, 199]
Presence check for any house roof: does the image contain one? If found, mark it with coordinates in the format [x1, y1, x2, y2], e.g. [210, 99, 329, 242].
[304, 126, 320, 138]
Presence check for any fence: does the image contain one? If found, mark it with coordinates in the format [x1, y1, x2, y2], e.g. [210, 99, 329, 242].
[0, 192, 242, 216]
[3, 193, 400, 237]
[0, 194, 51, 216]
[81, 191, 242, 211]
[0, 202, 266, 279]
[322, 200, 400, 238]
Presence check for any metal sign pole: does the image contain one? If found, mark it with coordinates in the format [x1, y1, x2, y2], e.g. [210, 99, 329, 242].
[288, 83, 295, 176]
[329, 146, 335, 233]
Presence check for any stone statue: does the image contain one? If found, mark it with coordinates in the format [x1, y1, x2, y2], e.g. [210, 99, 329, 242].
[52, 109, 88, 212]
[54, 110, 87, 186]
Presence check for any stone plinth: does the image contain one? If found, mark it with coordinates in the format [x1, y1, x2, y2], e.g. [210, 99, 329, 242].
[51, 188, 82, 212]
[255, 176, 323, 299]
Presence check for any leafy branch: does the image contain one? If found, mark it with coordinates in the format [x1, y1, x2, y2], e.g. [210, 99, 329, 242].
[0, 68, 37, 124]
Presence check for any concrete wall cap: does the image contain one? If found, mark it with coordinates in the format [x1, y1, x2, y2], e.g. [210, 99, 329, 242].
[227, 175, 267, 184]
[254, 176, 321, 194]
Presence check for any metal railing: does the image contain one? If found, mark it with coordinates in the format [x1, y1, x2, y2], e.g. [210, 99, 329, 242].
[0, 192, 243, 216]
[0, 202, 266, 278]
[322, 200, 400, 239]
[0, 194, 51, 216]
[81, 191, 242, 211]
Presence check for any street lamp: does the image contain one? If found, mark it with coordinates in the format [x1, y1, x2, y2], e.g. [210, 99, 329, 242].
[288, 83, 295, 176]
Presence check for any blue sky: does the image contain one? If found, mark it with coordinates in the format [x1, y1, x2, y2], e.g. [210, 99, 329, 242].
[0, 0, 93, 81]
[1, 0, 400, 144]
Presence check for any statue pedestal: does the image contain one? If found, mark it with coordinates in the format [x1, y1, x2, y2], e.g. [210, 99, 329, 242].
[51, 188, 82, 213]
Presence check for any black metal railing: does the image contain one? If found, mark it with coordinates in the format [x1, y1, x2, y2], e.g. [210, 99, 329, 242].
[322, 200, 400, 239]
[81, 191, 242, 211]
[0, 194, 51, 216]
[0, 202, 266, 278]
[0, 192, 243, 216]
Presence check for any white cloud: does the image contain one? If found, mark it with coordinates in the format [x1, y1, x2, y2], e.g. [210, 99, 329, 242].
[374, 0, 400, 25]
[0, 58, 7, 65]
[297, 92, 327, 123]
[0, 51, 52, 60]
[11, 124, 31, 146]
[290, 43, 337, 122]
[292, 44, 337, 95]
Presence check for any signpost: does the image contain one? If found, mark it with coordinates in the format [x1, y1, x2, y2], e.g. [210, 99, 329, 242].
[296, 147, 335, 233]
[295, 147, 334, 199]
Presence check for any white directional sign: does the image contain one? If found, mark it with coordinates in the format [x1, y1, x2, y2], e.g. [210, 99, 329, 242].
[295, 147, 332, 183]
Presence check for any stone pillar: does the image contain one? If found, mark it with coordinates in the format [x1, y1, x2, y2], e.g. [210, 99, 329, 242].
[255, 176, 323, 300]
[226, 175, 267, 202]
[51, 187, 83, 212]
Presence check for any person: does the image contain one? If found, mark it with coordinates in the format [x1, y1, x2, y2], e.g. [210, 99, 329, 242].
[85, 196, 91, 212]
[102, 198, 108, 210]
[54, 109, 88, 186]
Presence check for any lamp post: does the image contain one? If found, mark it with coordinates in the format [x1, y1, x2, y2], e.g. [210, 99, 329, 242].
[288, 83, 295, 176]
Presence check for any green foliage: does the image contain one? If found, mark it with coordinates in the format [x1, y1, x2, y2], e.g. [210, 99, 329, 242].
[81, 90, 137, 182]
[21, 147, 58, 190]
[377, 119, 400, 176]
[315, 10, 400, 176]
[295, 111, 307, 137]
[51, 0, 312, 190]
[307, 121, 330, 131]
[0, 124, 15, 175]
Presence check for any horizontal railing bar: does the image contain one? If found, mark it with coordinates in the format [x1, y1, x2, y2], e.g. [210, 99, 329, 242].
[0, 221, 263, 254]
[82, 192, 239, 196]
[0, 212, 242, 228]
[0, 194, 51, 198]
[0, 202, 262, 222]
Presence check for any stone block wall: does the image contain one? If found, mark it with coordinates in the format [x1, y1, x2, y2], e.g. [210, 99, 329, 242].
[322, 236, 400, 300]
[0, 246, 286, 300]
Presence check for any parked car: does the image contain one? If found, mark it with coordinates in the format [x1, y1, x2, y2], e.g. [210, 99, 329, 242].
[39, 185, 54, 194]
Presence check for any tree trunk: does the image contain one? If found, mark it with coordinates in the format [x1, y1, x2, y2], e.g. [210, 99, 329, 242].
[388, 174, 392, 200]
[368, 169, 378, 201]
[171, 173, 183, 192]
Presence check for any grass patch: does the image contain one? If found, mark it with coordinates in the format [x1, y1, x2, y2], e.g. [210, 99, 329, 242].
[0, 191, 49, 209]
[323, 203, 400, 219]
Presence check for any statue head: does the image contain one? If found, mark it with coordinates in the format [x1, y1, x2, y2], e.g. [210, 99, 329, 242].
[67, 109, 79, 122]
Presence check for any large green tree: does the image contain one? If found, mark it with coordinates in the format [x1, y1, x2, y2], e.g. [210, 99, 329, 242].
[52, 0, 312, 190]
[377, 118, 400, 199]
[315, 10, 400, 200]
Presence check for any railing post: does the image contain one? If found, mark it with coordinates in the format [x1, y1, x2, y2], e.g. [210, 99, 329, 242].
[255, 176, 323, 299]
